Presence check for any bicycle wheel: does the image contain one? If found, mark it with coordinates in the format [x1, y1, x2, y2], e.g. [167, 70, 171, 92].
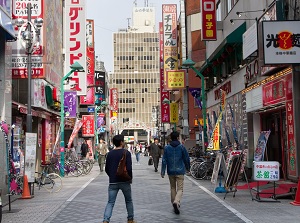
[191, 162, 208, 180]
[69, 162, 82, 177]
[44, 173, 62, 193]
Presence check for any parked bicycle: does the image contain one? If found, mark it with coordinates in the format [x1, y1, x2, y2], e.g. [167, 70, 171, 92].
[49, 158, 82, 177]
[190, 151, 216, 180]
[35, 164, 62, 193]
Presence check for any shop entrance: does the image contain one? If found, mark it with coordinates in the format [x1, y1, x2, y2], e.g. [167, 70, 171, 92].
[261, 109, 287, 179]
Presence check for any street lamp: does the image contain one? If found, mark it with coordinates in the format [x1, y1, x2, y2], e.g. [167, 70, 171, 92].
[182, 59, 208, 150]
[15, 3, 43, 133]
[94, 101, 108, 147]
[60, 62, 84, 177]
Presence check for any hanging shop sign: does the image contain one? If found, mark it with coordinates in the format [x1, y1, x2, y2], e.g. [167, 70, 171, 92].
[201, 0, 217, 41]
[162, 4, 178, 73]
[64, 0, 87, 95]
[80, 19, 95, 105]
[244, 60, 259, 85]
[94, 70, 106, 105]
[159, 22, 170, 123]
[110, 88, 118, 118]
[214, 81, 231, 100]
[262, 20, 300, 64]
[165, 70, 186, 90]
[64, 91, 77, 118]
[82, 115, 94, 137]
[169, 102, 178, 123]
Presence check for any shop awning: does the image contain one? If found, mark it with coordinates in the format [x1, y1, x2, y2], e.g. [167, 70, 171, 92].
[200, 22, 246, 74]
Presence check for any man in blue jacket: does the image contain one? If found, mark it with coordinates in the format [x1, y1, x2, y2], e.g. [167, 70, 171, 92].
[161, 131, 190, 215]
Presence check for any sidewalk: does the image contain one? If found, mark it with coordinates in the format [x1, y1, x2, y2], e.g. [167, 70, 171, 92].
[2, 154, 300, 223]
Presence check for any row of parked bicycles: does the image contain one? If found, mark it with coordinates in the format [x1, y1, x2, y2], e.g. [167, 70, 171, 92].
[188, 147, 228, 180]
[9, 155, 94, 195]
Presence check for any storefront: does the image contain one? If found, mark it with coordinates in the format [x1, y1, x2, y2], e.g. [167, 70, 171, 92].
[243, 67, 298, 180]
[206, 68, 249, 165]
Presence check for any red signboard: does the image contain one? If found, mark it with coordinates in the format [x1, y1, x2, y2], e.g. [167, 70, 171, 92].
[82, 115, 94, 137]
[262, 78, 286, 106]
[80, 19, 95, 105]
[286, 100, 296, 177]
[159, 22, 170, 123]
[201, 0, 217, 41]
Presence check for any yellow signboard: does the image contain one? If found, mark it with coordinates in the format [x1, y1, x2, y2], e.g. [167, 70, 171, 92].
[194, 118, 204, 126]
[169, 102, 178, 123]
[166, 70, 186, 90]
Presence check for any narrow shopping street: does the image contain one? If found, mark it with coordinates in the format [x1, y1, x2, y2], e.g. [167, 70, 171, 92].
[2, 155, 299, 223]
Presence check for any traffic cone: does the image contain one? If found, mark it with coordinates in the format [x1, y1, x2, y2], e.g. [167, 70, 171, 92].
[21, 175, 32, 199]
[291, 177, 300, 206]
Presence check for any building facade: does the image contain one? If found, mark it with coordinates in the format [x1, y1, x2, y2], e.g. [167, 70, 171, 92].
[110, 7, 160, 143]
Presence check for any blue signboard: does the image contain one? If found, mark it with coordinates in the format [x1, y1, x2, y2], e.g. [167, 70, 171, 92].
[87, 107, 95, 113]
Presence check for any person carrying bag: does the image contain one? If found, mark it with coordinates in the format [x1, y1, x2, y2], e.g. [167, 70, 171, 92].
[102, 135, 135, 223]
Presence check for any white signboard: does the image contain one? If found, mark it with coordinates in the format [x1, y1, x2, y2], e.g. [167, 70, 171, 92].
[253, 161, 280, 181]
[243, 22, 257, 60]
[64, 0, 87, 95]
[25, 133, 37, 183]
[263, 21, 300, 64]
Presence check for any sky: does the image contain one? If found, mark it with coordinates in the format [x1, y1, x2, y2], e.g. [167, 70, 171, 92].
[86, 0, 180, 72]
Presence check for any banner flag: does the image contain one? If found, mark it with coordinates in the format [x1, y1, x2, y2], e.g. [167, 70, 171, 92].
[208, 112, 223, 150]
[67, 119, 83, 148]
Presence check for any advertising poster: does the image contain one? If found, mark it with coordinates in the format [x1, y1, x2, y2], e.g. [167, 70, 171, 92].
[67, 119, 83, 148]
[254, 130, 271, 161]
[25, 133, 37, 183]
[12, 0, 44, 78]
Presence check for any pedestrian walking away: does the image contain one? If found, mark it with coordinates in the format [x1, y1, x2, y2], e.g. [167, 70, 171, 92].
[161, 131, 190, 215]
[102, 134, 135, 223]
[97, 138, 108, 172]
[134, 143, 141, 165]
[149, 138, 161, 172]
[80, 139, 88, 159]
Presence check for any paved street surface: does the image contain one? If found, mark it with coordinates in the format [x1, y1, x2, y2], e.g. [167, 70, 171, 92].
[2, 155, 300, 223]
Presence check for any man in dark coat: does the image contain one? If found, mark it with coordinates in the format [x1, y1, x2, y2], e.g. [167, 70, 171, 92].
[80, 139, 88, 159]
[149, 138, 161, 172]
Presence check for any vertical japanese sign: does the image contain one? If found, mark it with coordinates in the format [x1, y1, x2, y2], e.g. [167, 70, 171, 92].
[80, 19, 95, 104]
[207, 112, 222, 150]
[169, 102, 178, 123]
[201, 0, 217, 41]
[82, 115, 94, 137]
[159, 22, 170, 123]
[285, 72, 296, 177]
[95, 70, 106, 105]
[97, 113, 105, 129]
[64, 0, 87, 95]
[162, 4, 178, 74]
[110, 88, 118, 118]
[12, 0, 44, 78]
[64, 91, 77, 118]
[25, 133, 37, 182]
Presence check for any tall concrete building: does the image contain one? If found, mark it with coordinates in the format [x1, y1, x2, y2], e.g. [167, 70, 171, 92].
[111, 6, 160, 143]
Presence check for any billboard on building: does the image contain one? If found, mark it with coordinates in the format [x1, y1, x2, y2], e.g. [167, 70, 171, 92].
[64, 91, 77, 118]
[159, 22, 170, 123]
[201, 0, 217, 41]
[12, 0, 44, 78]
[95, 70, 106, 105]
[162, 4, 178, 73]
[262, 21, 300, 64]
[44, 0, 63, 87]
[64, 0, 87, 95]
[80, 19, 95, 104]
